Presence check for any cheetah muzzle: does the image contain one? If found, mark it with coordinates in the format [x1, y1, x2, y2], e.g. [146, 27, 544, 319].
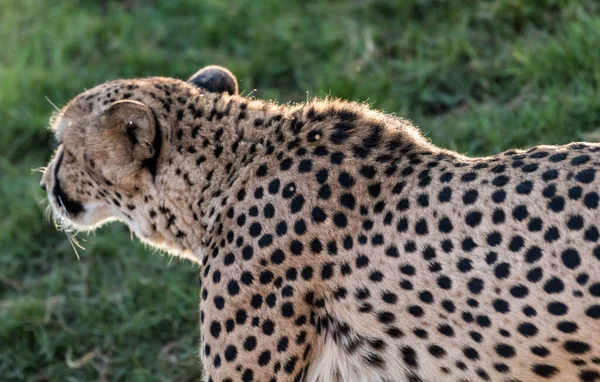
[41, 65, 600, 382]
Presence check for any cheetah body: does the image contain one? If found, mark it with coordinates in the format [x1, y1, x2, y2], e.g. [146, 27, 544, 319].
[42, 67, 600, 382]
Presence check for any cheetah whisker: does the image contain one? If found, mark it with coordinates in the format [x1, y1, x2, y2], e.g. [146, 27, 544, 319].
[53, 195, 86, 259]
[31, 166, 48, 174]
[56, 195, 73, 220]
[64, 231, 82, 260]
[45, 96, 61, 112]
[43, 204, 53, 223]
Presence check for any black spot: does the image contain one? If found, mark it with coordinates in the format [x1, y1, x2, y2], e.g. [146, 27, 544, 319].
[362, 352, 385, 368]
[318, 185, 332, 199]
[360, 165, 377, 179]
[338, 172, 355, 188]
[495, 344, 516, 358]
[548, 301, 568, 316]
[415, 219, 428, 235]
[487, 232, 502, 247]
[532, 364, 559, 378]
[555, 322, 578, 336]
[310, 239, 323, 253]
[210, 321, 221, 338]
[437, 324, 454, 337]
[457, 258, 473, 273]
[461, 237, 477, 252]
[401, 346, 418, 368]
[543, 277, 564, 294]
[512, 205, 528, 221]
[298, 159, 313, 173]
[576, 168, 595, 184]
[523, 306, 538, 317]
[417, 194, 429, 207]
[543, 184, 557, 198]
[493, 175, 509, 187]
[516, 180, 533, 194]
[290, 195, 305, 214]
[517, 322, 538, 337]
[463, 190, 478, 204]
[256, 164, 268, 177]
[493, 262, 513, 281]
[315, 169, 329, 184]
[301, 266, 313, 280]
[467, 278, 484, 294]
[492, 190, 506, 203]
[268, 179, 281, 194]
[542, 169, 559, 181]
[585, 192, 599, 209]
[493, 299, 510, 313]
[260, 270, 274, 284]
[249, 222, 262, 237]
[463, 347, 479, 360]
[438, 217, 453, 233]
[392, 181, 406, 194]
[585, 226, 600, 242]
[321, 263, 334, 280]
[243, 336, 257, 351]
[586, 305, 600, 319]
[378, 311, 396, 324]
[224, 345, 238, 362]
[281, 302, 295, 318]
[428, 345, 446, 358]
[437, 275, 452, 290]
[465, 211, 482, 227]
[564, 340, 591, 354]
[280, 158, 293, 170]
[548, 196, 565, 213]
[510, 284, 529, 298]
[333, 212, 348, 228]
[367, 183, 381, 198]
[562, 248, 581, 269]
[527, 267, 543, 283]
[544, 226, 560, 243]
[370, 270, 384, 282]
[331, 151, 345, 164]
[262, 319, 275, 335]
[580, 370, 600, 382]
[509, 235, 525, 252]
[438, 187, 452, 202]
[567, 215, 584, 230]
[492, 209, 505, 224]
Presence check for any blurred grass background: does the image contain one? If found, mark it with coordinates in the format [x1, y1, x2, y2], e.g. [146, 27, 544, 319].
[2, 0, 600, 380]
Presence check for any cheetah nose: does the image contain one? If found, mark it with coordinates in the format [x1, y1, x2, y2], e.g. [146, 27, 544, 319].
[40, 181, 47, 191]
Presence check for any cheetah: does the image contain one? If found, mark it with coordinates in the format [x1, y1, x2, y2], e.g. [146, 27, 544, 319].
[41, 65, 600, 382]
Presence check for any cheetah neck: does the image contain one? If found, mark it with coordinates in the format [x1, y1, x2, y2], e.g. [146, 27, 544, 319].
[139, 91, 285, 258]
[142, 90, 453, 261]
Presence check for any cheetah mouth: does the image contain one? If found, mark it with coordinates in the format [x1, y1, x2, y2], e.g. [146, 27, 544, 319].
[51, 150, 85, 218]
[46, 152, 115, 231]
[49, 197, 116, 231]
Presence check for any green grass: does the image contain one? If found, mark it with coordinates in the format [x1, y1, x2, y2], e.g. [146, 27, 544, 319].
[2, 0, 600, 380]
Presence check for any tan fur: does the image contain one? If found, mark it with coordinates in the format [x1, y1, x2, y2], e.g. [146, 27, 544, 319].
[42, 70, 600, 382]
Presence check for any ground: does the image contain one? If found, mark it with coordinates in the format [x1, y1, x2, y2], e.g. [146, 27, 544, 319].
[1, 0, 600, 381]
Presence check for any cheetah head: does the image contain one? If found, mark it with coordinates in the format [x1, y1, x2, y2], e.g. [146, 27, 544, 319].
[40, 65, 238, 242]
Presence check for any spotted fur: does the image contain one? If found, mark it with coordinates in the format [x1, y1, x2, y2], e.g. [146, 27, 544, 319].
[42, 66, 600, 382]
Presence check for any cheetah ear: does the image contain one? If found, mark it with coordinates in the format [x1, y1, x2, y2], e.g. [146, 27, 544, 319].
[188, 65, 238, 95]
[104, 100, 157, 162]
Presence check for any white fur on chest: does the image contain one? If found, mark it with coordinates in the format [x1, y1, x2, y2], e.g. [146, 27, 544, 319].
[305, 332, 391, 382]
